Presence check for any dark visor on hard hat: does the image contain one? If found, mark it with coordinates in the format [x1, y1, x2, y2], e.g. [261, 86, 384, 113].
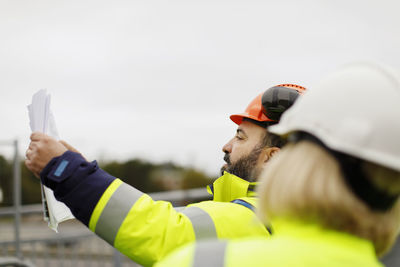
[261, 85, 303, 122]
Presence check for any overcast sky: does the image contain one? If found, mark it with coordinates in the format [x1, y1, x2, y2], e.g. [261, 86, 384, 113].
[0, 0, 399, 176]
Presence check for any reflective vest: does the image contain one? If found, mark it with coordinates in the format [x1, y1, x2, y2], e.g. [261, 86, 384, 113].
[89, 172, 269, 266]
[156, 218, 383, 267]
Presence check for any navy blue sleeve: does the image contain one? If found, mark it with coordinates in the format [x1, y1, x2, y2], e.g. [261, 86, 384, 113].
[40, 151, 116, 226]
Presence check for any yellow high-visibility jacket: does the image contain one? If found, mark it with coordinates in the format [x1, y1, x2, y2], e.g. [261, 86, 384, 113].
[156, 218, 383, 267]
[40, 151, 270, 266]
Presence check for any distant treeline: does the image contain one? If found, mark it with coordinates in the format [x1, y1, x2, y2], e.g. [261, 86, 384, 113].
[0, 155, 214, 207]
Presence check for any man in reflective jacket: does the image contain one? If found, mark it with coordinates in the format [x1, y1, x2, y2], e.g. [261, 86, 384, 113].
[25, 84, 305, 266]
[155, 63, 400, 267]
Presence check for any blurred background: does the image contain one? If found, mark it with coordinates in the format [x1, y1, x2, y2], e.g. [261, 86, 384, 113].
[0, 0, 399, 266]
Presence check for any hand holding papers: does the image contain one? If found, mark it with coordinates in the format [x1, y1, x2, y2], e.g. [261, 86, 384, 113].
[27, 89, 74, 231]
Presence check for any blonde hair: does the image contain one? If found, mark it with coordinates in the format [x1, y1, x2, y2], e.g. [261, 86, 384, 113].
[257, 141, 400, 256]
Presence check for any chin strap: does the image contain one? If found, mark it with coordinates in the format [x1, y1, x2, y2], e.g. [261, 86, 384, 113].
[290, 132, 399, 212]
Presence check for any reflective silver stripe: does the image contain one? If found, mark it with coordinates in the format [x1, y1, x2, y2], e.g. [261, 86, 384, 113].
[180, 206, 217, 239]
[192, 240, 227, 267]
[174, 206, 186, 212]
[95, 183, 144, 245]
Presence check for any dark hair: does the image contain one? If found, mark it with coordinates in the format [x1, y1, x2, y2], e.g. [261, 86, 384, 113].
[261, 132, 286, 148]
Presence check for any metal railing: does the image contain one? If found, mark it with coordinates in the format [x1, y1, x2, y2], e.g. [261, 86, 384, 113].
[0, 140, 22, 262]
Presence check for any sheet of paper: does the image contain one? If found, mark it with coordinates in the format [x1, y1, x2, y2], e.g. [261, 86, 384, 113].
[27, 89, 74, 231]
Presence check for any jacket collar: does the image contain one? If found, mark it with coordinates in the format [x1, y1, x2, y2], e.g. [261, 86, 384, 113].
[207, 171, 257, 202]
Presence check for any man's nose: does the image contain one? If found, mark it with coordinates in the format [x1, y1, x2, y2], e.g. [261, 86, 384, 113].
[222, 140, 232, 154]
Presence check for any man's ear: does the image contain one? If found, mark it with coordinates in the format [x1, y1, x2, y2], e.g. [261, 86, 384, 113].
[263, 147, 280, 163]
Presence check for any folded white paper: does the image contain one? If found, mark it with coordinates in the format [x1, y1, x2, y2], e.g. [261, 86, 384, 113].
[27, 89, 74, 231]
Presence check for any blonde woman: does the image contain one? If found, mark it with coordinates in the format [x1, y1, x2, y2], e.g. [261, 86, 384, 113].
[155, 62, 400, 267]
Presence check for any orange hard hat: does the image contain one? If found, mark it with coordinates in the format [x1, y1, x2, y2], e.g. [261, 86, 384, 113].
[230, 84, 306, 126]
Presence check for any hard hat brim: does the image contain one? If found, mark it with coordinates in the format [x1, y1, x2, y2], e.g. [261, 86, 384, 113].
[230, 113, 274, 126]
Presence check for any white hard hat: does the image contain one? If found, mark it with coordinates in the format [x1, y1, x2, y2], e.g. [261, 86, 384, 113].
[269, 62, 400, 172]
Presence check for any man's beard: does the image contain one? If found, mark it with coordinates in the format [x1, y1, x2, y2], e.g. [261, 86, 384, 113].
[220, 146, 263, 182]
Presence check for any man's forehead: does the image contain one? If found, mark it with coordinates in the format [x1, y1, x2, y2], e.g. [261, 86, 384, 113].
[238, 120, 267, 136]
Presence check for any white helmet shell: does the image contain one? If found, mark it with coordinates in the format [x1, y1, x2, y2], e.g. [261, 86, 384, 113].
[269, 62, 400, 172]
